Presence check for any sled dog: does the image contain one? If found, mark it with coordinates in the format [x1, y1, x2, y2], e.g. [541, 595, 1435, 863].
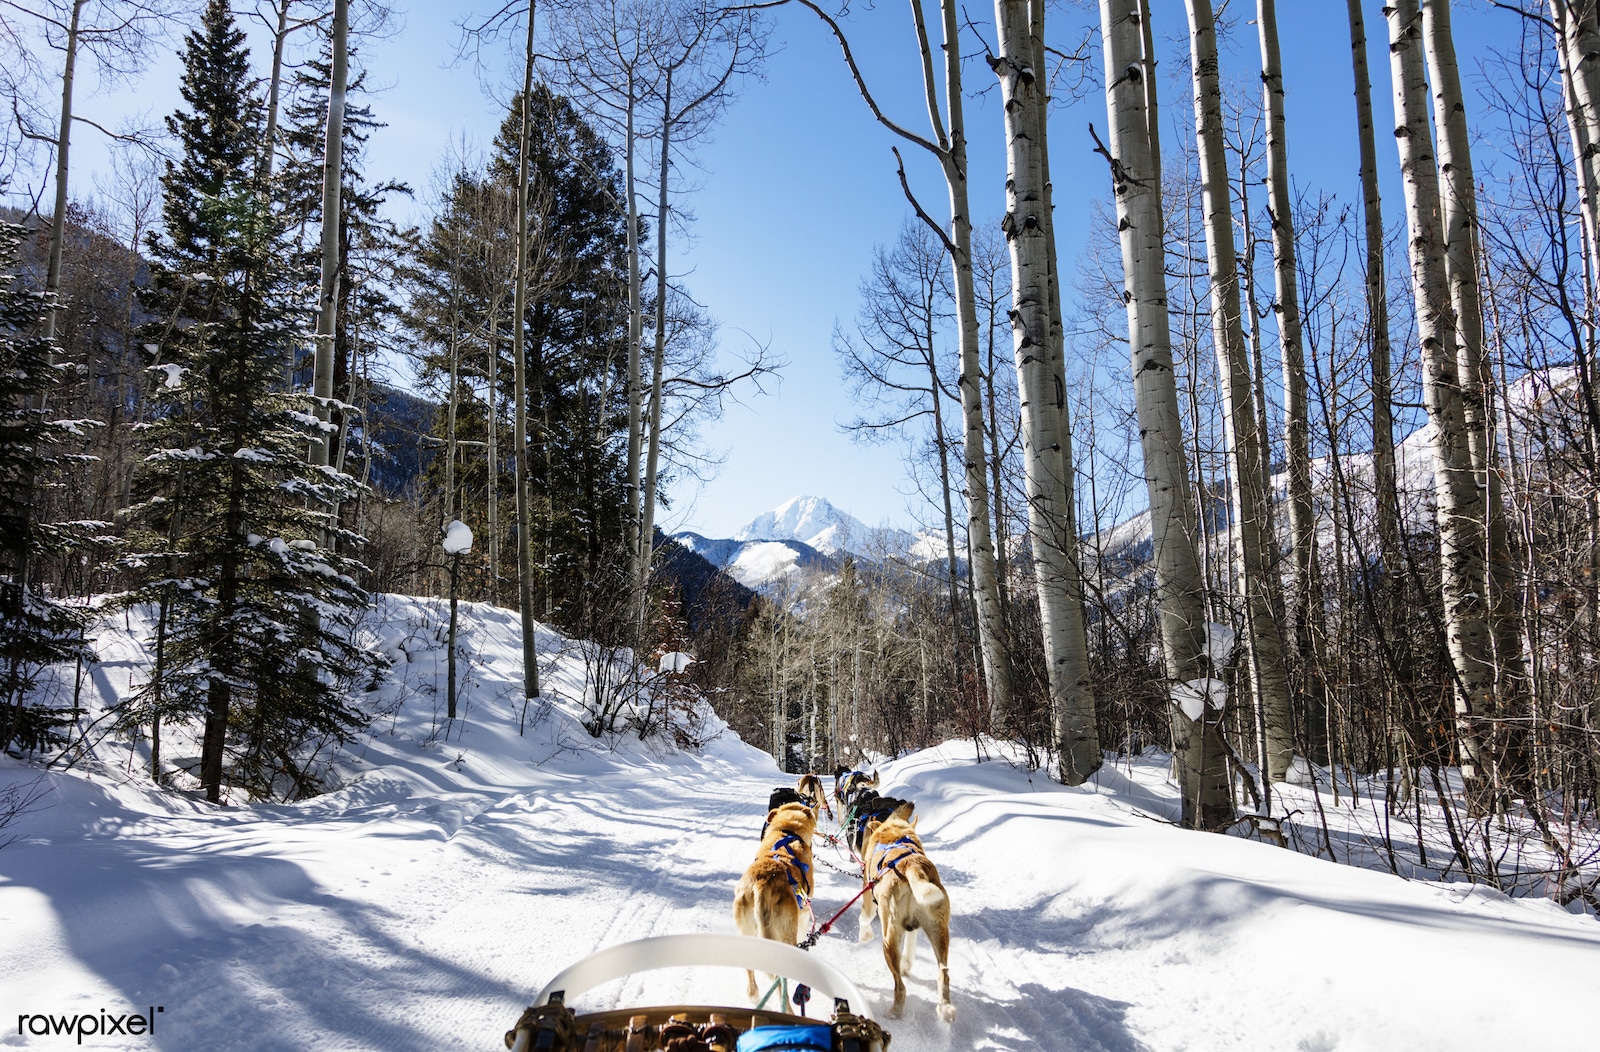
[795, 772, 833, 821]
[732, 801, 817, 1001]
[846, 792, 915, 853]
[859, 814, 954, 1022]
[833, 768, 878, 814]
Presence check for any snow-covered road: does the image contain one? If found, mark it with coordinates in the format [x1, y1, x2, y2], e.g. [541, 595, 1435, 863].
[2, 597, 1597, 1050]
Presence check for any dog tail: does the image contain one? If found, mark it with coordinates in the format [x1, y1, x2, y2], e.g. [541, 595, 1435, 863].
[909, 870, 946, 910]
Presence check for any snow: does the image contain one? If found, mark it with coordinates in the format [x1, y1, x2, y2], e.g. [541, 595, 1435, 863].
[1203, 622, 1236, 667]
[659, 651, 694, 674]
[442, 520, 474, 556]
[1, 597, 1596, 1050]
[728, 540, 803, 585]
[1170, 677, 1227, 721]
[732, 496, 916, 559]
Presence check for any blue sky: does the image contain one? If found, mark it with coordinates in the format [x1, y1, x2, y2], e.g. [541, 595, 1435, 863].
[39, 0, 1515, 538]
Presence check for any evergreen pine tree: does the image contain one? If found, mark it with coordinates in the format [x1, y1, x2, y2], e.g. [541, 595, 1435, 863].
[0, 222, 93, 754]
[407, 85, 631, 627]
[121, 0, 382, 802]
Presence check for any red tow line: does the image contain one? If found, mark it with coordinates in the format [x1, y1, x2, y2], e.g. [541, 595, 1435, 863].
[798, 874, 880, 951]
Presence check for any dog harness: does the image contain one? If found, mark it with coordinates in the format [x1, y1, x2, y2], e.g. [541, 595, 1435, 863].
[870, 835, 921, 877]
[770, 833, 813, 909]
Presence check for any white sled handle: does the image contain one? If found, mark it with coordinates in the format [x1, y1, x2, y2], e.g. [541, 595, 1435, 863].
[533, 933, 871, 1013]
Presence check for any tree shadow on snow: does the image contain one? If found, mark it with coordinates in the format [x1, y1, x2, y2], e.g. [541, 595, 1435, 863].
[0, 836, 530, 1051]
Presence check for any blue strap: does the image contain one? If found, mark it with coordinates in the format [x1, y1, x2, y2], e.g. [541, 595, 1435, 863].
[870, 835, 920, 875]
[770, 834, 813, 907]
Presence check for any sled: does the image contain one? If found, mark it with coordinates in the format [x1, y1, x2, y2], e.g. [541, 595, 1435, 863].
[503, 933, 891, 1051]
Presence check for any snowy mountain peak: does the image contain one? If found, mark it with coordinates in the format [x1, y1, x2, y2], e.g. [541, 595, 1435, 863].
[733, 495, 892, 555]
[732, 495, 864, 553]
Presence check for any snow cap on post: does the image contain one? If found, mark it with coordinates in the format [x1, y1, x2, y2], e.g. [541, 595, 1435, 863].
[659, 651, 694, 674]
[442, 519, 474, 555]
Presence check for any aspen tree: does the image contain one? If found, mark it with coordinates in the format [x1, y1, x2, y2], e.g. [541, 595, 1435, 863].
[254, 1, 329, 184]
[1258, 0, 1329, 764]
[1027, 0, 1102, 782]
[1098, 0, 1231, 828]
[1422, 0, 1527, 786]
[638, 62, 674, 627]
[511, 0, 540, 700]
[1184, 0, 1294, 783]
[308, 0, 348, 470]
[634, 6, 762, 627]
[993, 0, 1099, 779]
[1347, 0, 1404, 585]
[1385, 0, 1495, 793]
[1551, 0, 1600, 271]
[795, 0, 1017, 730]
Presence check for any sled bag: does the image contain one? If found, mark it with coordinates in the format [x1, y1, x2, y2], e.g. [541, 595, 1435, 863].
[735, 1024, 834, 1052]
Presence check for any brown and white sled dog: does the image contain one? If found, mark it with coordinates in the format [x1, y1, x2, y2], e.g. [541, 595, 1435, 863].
[859, 814, 954, 1022]
[733, 801, 817, 1000]
[795, 772, 833, 821]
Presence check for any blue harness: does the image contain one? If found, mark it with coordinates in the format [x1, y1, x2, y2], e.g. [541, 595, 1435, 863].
[770, 833, 813, 909]
[870, 835, 921, 876]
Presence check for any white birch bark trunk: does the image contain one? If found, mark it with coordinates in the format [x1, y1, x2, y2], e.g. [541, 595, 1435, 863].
[1027, 0, 1100, 782]
[1421, 0, 1491, 485]
[1386, 0, 1493, 785]
[993, 0, 1099, 778]
[934, 0, 1016, 733]
[487, 311, 501, 591]
[792, 0, 1017, 724]
[639, 69, 673, 628]
[42, 0, 84, 346]
[1348, 0, 1403, 584]
[1099, 0, 1231, 829]
[1555, 1, 1600, 270]
[512, 1, 540, 700]
[1185, 0, 1294, 783]
[624, 82, 644, 616]
[260, 1, 291, 184]
[1552, 0, 1600, 282]
[310, 0, 348, 469]
[1259, 0, 1329, 764]
[928, 309, 967, 686]
[1422, 0, 1526, 786]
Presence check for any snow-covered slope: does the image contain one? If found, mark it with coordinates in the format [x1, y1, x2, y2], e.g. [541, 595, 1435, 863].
[675, 497, 945, 590]
[1, 601, 1596, 1050]
[672, 531, 836, 589]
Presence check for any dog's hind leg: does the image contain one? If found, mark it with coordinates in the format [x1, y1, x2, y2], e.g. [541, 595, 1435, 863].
[858, 883, 877, 942]
[880, 909, 907, 1019]
[734, 895, 759, 998]
[899, 927, 916, 975]
[932, 919, 955, 1023]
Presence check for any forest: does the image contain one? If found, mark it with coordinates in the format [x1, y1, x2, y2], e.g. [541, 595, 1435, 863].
[1, 0, 1598, 913]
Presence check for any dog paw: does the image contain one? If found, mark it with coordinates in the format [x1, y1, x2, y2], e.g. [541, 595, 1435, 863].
[937, 1003, 956, 1024]
[887, 1004, 903, 1020]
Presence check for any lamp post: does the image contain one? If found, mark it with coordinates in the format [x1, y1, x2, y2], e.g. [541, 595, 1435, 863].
[442, 519, 474, 720]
